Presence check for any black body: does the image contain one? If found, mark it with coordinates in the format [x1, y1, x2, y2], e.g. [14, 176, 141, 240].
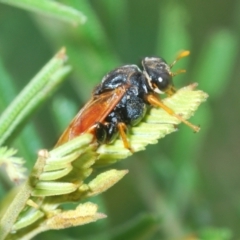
[93, 57, 174, 144]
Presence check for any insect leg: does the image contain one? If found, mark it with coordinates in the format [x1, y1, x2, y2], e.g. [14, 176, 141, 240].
[88, 122, 119, 144]
[94, 123, 107, 143]
[145, 94, 200, 132]
[117, 122, 133, 152]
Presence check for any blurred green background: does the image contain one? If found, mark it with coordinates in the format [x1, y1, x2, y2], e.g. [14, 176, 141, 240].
[0, 0, 240, 239]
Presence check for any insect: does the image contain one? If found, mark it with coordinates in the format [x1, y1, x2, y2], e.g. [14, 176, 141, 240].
[55, 51, 199, 151]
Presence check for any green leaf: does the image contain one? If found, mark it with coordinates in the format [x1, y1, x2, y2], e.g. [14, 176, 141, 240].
[0, 0, 86, 25]
[0, 48, 71, 146]
[96, 84, 208, 165]
[0, 146, 26, 182]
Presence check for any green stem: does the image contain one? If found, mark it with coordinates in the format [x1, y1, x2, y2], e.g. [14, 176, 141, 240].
[0, 155, 46, 240]
[0, 48, 70, 146]
[0, 134, 93, 239]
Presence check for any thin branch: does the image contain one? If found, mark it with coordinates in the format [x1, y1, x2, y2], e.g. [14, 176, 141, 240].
[0, 48, 70, 146]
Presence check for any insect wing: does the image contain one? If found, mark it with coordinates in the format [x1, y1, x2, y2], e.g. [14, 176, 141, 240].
[55, 87, 128, 146]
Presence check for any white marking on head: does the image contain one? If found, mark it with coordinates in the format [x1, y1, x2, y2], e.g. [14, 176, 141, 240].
[143, 70, 152, 88]
[144, 57, 159, 62]
[154, 88, 164, 94]
[143, 70, 164, 94]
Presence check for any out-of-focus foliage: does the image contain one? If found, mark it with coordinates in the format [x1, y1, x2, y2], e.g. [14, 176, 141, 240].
[0, 0, 239, 239]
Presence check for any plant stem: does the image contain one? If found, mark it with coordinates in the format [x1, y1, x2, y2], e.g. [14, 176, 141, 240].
[0, 155, 46, 240]
[0, 48, 69, 146]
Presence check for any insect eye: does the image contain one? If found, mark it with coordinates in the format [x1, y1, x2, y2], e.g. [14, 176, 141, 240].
[152, 72, 172, 91]
[142, 57, 174, 93]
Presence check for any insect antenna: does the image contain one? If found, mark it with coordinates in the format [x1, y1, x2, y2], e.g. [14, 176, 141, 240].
[170, 50, 190, 77]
